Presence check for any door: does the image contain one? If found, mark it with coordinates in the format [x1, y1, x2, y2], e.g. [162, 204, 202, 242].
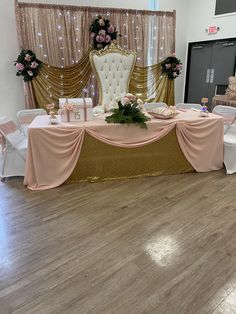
[185, 39, 236, 110]
[186, 44, 213, 105]
[208, 41, 236, 106]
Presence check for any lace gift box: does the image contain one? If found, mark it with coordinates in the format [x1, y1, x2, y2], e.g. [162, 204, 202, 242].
[59, 98, 93, 122]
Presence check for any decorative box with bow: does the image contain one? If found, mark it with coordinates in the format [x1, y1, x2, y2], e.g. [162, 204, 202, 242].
[59, 98, 93, 122]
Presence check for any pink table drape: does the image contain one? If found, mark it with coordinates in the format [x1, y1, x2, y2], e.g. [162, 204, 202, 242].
[24, 111, 224, 190]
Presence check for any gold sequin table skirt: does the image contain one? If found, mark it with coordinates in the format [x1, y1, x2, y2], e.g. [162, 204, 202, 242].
[68, 128, 194, 183]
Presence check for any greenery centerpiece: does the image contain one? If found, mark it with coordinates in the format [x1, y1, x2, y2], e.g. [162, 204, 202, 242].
[161, 54, 182, 80]
[89, 15, 120, 50]
[105, 93, 149, 128]
[14, 49, 42, 82]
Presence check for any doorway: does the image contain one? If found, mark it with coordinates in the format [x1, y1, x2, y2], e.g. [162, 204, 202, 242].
[185, 38, 236, 110]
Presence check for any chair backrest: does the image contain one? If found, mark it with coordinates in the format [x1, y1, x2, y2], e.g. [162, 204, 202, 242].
[176, 103, 202, 110]
[0, 117, 24, 148]
[144, 102, 168, 111]
[212, 105, 236, 116]
[90, 44, 136, 110]
[17, 109, 47, 137]
[212, 105, 236, 128]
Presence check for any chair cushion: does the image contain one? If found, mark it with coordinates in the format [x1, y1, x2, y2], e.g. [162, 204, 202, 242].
[225, 76, 236, 99]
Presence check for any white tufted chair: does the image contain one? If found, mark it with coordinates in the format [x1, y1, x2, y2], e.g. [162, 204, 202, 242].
[90, 44, 136, 112]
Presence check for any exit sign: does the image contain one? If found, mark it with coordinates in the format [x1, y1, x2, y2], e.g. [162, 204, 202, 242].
[207, 26, 218, 34]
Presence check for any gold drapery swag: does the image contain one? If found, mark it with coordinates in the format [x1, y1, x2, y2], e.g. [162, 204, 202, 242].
[32, 49, 174, 109]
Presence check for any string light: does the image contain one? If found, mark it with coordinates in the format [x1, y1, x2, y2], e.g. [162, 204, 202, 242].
[38, 32, 42, 36]
[39, 44, 43, 48]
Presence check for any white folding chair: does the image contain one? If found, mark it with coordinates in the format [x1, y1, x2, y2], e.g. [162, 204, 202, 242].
[144, 102, 168, 111]
[212, 105, 236, 132]
[0, 117, 28, 179]
[212, 105, 236, 174]
[17, 109, 47, 137]
[176, 103, 202, 110]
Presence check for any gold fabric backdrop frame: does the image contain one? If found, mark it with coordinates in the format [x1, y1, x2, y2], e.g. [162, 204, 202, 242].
[15, 0, 175, 108]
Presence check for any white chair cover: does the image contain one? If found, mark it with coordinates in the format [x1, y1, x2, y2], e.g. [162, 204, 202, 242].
[224, 125, 236, 174]
[0, 117, 28, 178]
[176, 103, 202, 110]
[213, 105, 236, 174]
[17, 109, 47, 137]
[212, 105, 236, 131]
[90, 44, 136, 112]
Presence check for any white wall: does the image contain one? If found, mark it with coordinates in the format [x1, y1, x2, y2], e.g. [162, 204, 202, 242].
[188, 0, 236, 42]
[159, 0, 189, 103]
[0, 0, 25, 123]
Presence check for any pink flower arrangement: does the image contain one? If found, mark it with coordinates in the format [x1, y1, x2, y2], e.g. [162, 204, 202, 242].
[161, 56, 182, 80]
[89, 15, 120, 50]
[14, 49, 42, 82]
[106, 93, 149, 128]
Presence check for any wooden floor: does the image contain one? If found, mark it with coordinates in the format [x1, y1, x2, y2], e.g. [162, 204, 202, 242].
[0, 171, 236, 314]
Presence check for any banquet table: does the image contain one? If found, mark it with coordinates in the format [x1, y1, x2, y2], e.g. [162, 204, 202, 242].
[24, 111, 224, 190]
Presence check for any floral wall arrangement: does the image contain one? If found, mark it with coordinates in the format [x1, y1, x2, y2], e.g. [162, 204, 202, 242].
[14, 49, 42, 82]
[89, 15, 121, 50]
[161, 55, 182, 80]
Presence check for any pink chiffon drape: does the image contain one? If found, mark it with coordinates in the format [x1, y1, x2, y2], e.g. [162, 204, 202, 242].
[24, 112, 224, 190]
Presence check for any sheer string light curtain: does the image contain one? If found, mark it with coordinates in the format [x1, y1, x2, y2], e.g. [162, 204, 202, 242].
[15, 0, 176, 108]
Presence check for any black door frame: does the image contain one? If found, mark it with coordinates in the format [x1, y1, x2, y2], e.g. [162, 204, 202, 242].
[184, 37, 236, 102]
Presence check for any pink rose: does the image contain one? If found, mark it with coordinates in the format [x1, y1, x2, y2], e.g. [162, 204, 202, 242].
[122, 97, 130, 105]
[105, 35, 111, 43]
[176, 64, 182, 71]
[99, 29, 106, 36]
[96, 35, 104, 43]
[165, 63, 171, 69]
[15, 63, 24, 71]
[25, 54, 32, 61]
[30, 61, 38, 69]
[125, 93, 136, 101]
[107, 25, 115, 33]
[27, 70, 33, 76]
[46, 103, 55, 110]
[172, 72, 178, 77]
[98, 18, 105, 26]
[90, 32, 96, 38]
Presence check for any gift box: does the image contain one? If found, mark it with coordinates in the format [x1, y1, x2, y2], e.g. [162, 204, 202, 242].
[59, 98, 93, 122]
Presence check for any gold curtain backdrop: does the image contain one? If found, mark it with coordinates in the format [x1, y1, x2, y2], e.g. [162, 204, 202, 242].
[15, 0, 176, 108]
[33, 54, 174, 109]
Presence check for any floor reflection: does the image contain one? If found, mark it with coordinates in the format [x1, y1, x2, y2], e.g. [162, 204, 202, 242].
[0, 209, 11, 268]
[144, 235, 179, 267]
